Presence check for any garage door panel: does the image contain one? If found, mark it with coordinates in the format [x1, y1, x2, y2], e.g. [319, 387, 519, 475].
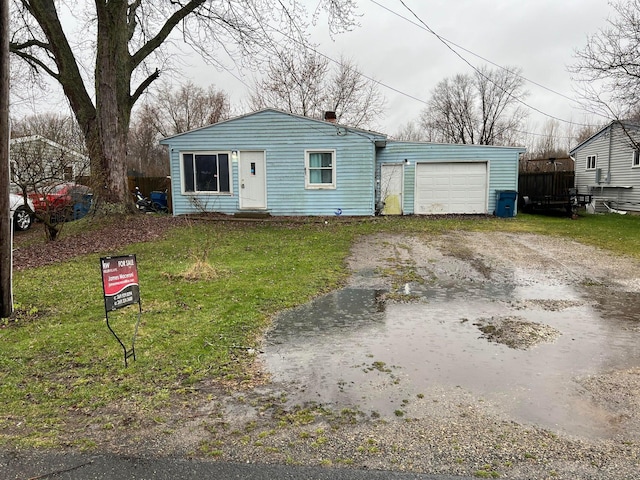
[415, 162, 487, 214]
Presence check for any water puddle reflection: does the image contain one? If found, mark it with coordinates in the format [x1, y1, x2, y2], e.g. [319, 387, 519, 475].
[263, 278, 640, 440]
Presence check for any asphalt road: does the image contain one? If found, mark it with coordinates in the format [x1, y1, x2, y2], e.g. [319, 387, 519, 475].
[3, 451, 474, 480]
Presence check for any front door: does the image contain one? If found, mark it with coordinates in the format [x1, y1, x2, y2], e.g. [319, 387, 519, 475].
[239, 151, 267, 210]
[380, 164, 404, 215]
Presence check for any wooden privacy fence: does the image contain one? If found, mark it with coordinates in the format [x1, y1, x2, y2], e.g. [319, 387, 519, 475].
[518, 171, 574, 198]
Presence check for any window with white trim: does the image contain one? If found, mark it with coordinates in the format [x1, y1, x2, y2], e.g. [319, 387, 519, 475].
[182, 152, 231, 193]
[586, 154, 597, 170]
[305, 150, 336, 189]
[633, 150, 640, 168]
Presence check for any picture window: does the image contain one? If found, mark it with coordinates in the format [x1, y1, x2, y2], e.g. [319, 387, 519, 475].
[182, 152, 231, 193]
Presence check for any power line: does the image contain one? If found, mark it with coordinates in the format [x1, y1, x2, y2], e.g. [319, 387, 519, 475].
[215, 2, 601, 140]
[257, 27, 582, 140]
[371, 0, 579, 105]
[391, 0, 600, 128]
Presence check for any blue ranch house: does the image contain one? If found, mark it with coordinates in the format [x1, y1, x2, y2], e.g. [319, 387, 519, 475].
[160, 109, 525, 217]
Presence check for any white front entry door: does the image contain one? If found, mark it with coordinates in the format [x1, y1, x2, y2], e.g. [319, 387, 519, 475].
[239, 151, 267, 210]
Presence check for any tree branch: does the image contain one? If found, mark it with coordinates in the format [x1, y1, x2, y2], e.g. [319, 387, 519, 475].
[131, 68, 160, 106]
[130, 0, 206, 70]
[10, 48, 59, 79]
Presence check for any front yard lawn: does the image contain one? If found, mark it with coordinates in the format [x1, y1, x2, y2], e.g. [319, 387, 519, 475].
[1, 212, 638, 447]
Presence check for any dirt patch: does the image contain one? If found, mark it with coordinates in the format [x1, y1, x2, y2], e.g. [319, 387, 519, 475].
[12, 215, 190, 271]
[472, 315, 561, 349]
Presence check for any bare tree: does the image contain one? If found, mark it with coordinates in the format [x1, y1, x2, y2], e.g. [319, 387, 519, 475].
[571, 123, 602, 146]
[326, 56, 386, 128]
[128, 82, 231, 176]
[391, 121, 428, 141]
[147, 81, 232, 137]
[529, 120, 566, 159]
[419, 66, 528, 146]
[250, 50, 328, 118]
[11, 113, 86, 154]
[9, 1, 358, 211]
[249, 50, 385, 129]
[128, 104, 169, 177]
[571, 0, 640, 120]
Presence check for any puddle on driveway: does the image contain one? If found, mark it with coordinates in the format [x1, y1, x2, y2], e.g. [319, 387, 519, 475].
[263, 277, 640, 440]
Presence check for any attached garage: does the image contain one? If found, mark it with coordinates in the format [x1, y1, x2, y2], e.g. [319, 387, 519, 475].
[375, 141, 524, 216]
[414, 162, 487, 214]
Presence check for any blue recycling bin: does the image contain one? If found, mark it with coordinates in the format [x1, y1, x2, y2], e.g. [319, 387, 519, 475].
[495, 190, 518, 218]
[150, 191, 168, 209]
[73, 194, 93, 220]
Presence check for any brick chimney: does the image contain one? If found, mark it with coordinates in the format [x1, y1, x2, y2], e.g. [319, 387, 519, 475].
[324, 111, 337, 123]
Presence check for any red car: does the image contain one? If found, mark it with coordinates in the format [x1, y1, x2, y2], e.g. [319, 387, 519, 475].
[29, 182, 92, 219]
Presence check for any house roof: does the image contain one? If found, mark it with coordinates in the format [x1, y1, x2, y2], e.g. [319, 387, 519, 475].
[569, 120, 640, 155]
[10, 134, 89, 161]
[385, 139, 526, 152]
[159, 108, 388, 143]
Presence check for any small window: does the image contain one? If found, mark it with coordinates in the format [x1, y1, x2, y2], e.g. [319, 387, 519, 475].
[305, 150, 336, 189]
[182, 152, 231, 193]
[586, 154, 597, 170]
[633, 150, 640, 168]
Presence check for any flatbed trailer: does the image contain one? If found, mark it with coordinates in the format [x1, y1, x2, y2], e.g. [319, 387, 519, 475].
[519, 171, 592, 217]
[521, 189, 592, 216]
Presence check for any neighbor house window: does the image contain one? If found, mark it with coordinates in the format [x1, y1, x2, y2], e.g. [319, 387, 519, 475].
[305, 150, 336, 189]
[586, 154, 597, 170]
[633, 150, 640, 168]
[182, 152, 231, 193]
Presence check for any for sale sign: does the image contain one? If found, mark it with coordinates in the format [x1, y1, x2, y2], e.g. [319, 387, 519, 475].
[100, 255, 140, 311]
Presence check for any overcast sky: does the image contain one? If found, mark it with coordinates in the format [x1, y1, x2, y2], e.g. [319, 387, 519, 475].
[180, 0, 615, 141]
[13, 0, 617, 146]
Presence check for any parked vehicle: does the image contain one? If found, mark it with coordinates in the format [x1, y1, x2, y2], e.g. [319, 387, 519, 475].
[133, 187, 168, 213]
[9, 193, 35, 231]
[28, 182, 92, 220]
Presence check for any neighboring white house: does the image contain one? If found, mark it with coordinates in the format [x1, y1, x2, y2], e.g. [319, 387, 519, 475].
[9, 135, 90, 190]
[570, 121, 640, 213]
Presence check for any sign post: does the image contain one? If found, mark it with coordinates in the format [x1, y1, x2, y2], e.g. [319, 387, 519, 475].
[100, 254, 142, 367]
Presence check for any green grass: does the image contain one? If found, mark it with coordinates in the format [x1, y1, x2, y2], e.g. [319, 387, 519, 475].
[1, 212, 639, 447]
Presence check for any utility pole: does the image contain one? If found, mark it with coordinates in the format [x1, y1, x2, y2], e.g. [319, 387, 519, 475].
[0, 0, 12, 318]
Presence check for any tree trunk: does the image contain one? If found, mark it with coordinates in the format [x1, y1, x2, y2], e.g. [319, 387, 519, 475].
[94, 0, 133, 207]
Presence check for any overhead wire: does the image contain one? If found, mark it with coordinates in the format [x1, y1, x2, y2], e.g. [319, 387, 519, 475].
[392, 0, 603, 129]
[371, 0, 578, 104]
[215, 0, 604, 139]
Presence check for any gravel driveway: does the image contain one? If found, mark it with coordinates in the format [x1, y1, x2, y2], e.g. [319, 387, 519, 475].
[15, 228, 637, 479]
[134, 231, 640, 480]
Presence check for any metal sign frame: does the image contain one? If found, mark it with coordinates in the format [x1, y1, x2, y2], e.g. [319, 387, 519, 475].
[100, 254, 142, 367]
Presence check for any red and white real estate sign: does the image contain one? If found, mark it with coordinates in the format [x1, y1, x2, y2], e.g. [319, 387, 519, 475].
[100, 255, 140, 311]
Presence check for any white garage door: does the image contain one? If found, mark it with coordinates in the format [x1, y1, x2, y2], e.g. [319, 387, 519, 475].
[415, 162, 487, 214]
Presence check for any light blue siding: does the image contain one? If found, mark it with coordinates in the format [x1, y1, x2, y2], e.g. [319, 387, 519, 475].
[161, 109, 525, 217]
[161, 110, 384, 216]
[376, 142, 523, 215]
